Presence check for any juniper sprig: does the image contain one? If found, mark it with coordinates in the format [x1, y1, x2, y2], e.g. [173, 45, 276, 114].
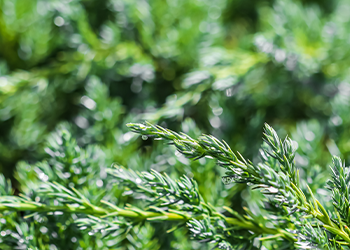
[0, 164, 294, 249]
[127, 122, 350, 249]
[1, 122, 350, 249]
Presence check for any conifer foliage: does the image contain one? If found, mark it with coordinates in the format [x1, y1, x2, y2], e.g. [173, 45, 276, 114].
[2, 0, 350, 249]
[1, 122, 350, 249]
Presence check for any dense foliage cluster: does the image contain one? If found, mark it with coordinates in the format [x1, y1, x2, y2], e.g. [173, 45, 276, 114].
[1, 0, 350, 249]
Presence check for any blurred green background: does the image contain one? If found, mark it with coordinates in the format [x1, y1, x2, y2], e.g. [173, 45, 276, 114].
[1, 0, 350, 248]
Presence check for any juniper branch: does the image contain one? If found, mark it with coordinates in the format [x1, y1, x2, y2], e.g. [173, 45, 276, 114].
[127, 122, 350, 246]
[1, 122, 348, 248]
[0, 195, 187, 220]
[0, 167, 295, 243]
[0, 192, 293, 240]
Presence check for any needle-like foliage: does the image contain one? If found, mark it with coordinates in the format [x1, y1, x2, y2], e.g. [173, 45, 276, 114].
[1, 121, 350, 249]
